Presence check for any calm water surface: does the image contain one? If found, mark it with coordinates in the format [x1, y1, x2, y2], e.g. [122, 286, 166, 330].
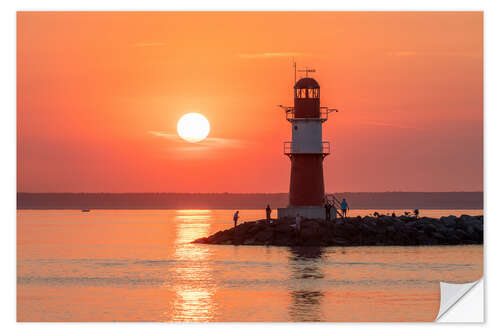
[17, 209, 483, 322]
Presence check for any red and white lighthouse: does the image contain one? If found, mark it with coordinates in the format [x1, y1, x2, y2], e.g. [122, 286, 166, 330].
[278, 71, 337, 219]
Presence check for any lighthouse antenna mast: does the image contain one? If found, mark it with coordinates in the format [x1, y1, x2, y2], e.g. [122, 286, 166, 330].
[293, 59, 297, 84]
[297, 67, 316, 78]
[294, 61, 316, 82]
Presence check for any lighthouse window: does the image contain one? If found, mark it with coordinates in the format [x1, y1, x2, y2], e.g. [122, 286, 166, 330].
[294, 125, 298, 130]
[296, 88, 318, 99]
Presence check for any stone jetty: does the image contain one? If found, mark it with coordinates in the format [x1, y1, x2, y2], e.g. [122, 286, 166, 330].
[193, 214, 483, 246]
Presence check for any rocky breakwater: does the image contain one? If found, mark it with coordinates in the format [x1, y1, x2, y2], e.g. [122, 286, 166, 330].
[193, 214, 483, 246]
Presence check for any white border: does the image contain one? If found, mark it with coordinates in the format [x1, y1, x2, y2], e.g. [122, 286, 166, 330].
[3, 0, 498, 331]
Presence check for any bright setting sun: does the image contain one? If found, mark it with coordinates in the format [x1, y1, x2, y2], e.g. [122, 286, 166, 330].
[177, 113, 210, 143]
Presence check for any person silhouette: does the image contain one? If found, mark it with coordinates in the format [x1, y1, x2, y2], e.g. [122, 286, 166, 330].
[266, 204, 272, 223]
[324, 201, 331, 221]
[340, 199, 349, 218]
[233, 210, 240, 228]
[295, 213, 302, 234]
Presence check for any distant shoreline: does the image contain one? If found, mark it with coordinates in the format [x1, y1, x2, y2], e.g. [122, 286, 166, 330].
[17, 192, 483, 210]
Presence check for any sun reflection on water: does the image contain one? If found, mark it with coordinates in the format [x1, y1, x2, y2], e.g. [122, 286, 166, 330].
[170, 211, 216, 321]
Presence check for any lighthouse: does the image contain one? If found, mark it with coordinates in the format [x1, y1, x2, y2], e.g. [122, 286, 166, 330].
[277, 70, 337, 219]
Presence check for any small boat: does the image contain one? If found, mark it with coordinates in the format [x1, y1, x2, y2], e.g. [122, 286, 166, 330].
[81, 209, 91, 212]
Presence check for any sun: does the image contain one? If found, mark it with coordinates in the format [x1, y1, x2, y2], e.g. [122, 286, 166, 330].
[177, 113, 210, 143]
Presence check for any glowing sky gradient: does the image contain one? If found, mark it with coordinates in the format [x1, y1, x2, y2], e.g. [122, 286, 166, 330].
[17, 12, 483, 192]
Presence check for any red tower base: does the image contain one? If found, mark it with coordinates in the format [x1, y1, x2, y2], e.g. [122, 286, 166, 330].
[289, 154, 325, 206]
[277, 206, 327, 219]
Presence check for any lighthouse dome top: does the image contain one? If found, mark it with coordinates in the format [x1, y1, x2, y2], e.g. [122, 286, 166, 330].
[294, 77, 320, 89]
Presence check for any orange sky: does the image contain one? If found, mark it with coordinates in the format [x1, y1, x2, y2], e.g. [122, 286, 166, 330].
[17, 12, 483, 193]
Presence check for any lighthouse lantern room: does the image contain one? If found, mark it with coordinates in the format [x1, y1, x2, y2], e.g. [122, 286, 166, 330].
[277, 70, 338, 219]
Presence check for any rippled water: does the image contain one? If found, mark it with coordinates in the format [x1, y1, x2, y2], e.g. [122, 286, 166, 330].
[17, 209, 483, 322]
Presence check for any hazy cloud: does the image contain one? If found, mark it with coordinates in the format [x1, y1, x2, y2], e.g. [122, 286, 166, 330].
[386, 50, 481, 59]
[238, 52, 306, 59]
[386, 51, 417, 57]
[149, 131, 179, 139]
[202, 137, 244, 148]
[132, 42, 166, 48]
[365, 122, 422, 131]
[149, 131, 245, 150]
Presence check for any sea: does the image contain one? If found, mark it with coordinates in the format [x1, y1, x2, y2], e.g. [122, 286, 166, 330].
[17, 209, 483, 322]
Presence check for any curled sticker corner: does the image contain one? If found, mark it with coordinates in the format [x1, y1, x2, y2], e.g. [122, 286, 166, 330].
[436, 279, 482, 322]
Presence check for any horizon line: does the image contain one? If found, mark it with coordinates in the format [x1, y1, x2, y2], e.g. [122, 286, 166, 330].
[18, 191, 484, 194]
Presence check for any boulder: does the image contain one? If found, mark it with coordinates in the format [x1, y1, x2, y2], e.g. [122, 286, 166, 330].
[423, 223, 437, 235]
[455, 229, 468, 240]
[441, 215, 457, 227]
[406, 221, 417, 229]
[363, 216, 377, 224]
[248, 222, 265, 235]
[243, 238, 256, 245]
[255, 229, 274, 243]
[431, 232, 446, 242]
[460, 214, 472, 221]
[333, 224, 352, 238]
[332, 237, 350, 246]
[360, 222, 377, 234]
[419, 217, 435, 224]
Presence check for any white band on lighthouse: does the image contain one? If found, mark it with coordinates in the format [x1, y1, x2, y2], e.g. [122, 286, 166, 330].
[291, 119, 323, 154]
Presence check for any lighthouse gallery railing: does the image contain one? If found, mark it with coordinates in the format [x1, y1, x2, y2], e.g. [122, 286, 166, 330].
[284, 141, 330, 155]
[285, 107, 337, 122]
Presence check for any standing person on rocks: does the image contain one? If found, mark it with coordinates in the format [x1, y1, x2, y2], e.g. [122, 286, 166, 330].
[324, 201, 332, 221]
[266, 204, 272, 224]
[233, 211, 240, 228]
[341, 198, 349, 219]
[295, 213, 302, 237]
